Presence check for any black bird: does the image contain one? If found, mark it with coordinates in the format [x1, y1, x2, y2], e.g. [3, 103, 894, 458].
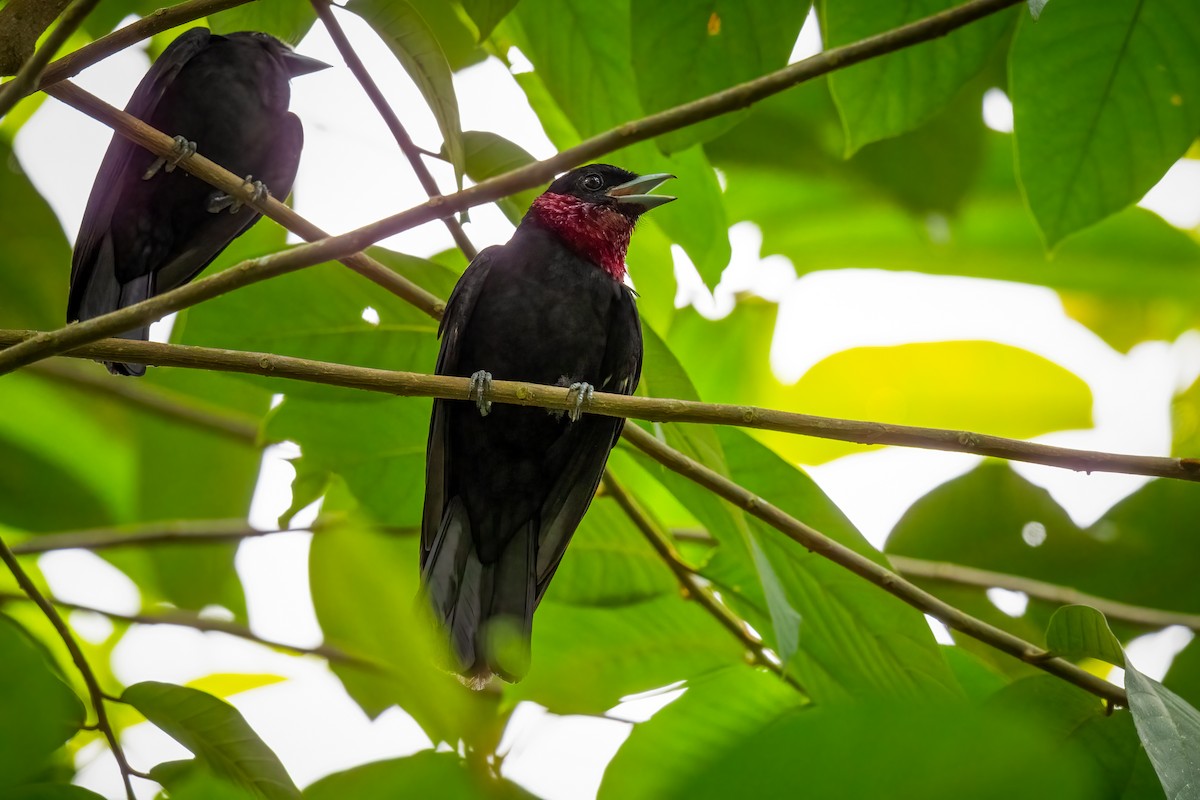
[422, 165, 675, 684]
[67, 27, 329, 376]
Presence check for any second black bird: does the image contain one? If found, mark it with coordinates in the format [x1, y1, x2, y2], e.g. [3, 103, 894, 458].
[68, 27, 328, 375]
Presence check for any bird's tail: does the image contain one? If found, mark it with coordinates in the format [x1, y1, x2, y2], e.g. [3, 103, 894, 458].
[422, 498, 535, 686]
[70, 243, 152, 377]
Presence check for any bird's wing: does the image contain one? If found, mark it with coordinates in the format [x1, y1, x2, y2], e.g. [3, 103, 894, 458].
[68, 27, 211, 317]
[533, 282, 642, 596]
[422, 246, 500, 559]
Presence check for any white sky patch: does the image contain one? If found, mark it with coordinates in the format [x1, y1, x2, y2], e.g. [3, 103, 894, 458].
[986, 588, 1030, 618]
[790, 7, 824, 63]
[925, 615, 955, 645]
[38, 550, 141, 615]
[982, 88, 1014, 133]
[361, 305, 380, 325]
[499, 703, 633, 800]
[1139, 158, 1200, 229]
[1111, 626, 1195, 687]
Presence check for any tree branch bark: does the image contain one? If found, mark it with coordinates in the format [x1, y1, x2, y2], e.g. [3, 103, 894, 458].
[0, 0, 72, 76]
[2, 331, 1193, 484]
[0, 0, 99, 117]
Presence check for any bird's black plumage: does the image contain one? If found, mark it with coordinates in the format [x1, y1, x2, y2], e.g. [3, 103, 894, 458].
[422, 165, 675, 683]
[67, 27, 328, 375]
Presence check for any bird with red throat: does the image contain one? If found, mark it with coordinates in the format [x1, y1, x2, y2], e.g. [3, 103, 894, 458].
[421, 164, 675, 685]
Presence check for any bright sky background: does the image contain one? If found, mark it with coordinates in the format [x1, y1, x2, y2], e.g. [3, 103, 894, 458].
[12, 8, 1200, 799]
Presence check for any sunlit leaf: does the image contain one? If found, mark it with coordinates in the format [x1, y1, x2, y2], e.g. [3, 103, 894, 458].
[461, 0, 519, 42]
[1045, 605, 1124, 666]
[304, 751, 530, 799]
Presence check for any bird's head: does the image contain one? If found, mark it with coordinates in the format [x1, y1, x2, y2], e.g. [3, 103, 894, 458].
[526, 165, 675, 280]
[232, 32, 332, 78]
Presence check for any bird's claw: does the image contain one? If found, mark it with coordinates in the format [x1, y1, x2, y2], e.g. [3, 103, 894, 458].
[207, 175, 269, 214]
[566, 382, 594, 422]
[468, 370, 493, 417]
[142, 135, 196, 180]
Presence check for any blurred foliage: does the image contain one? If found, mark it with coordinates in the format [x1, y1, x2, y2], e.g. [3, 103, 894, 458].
[0, 0, 1198, 797]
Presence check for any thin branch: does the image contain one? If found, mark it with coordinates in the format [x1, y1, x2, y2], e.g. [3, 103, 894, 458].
[36, 0, 256, 92]
[11, 518, 274, 555]
[312, 0, 478, 260]
[0, 590, 372, 668]
[2, 331, 1195, 484]
[4, 0, 1023, 373]
[0, 0, 99, 117]
[0, 536, 137, 799]
[0, 0, 72, 75]
[604, 472, 807, 694]
[28, 360, 260, 444]
[620, 425, 1128, 706]
[890, 556, 1200, 632]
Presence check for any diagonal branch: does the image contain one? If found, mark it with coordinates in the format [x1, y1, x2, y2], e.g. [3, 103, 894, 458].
[312, 0, 478, 260]
[2, 0, 1023, 373]
[620, 424, 1127, 706]
[604, 472, 807, 694]
[0, 535, 137, 799]
[2, 330, 1194, 484]
[0, 0, 99, 117]
[890, 556, 1200, 632]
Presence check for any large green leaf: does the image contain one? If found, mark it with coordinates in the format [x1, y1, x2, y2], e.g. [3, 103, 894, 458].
[348, 0, 466, 188]
[509, 593, 744, 715]
[1010, 0, 1200, 245]
[1126, 665, 1200, 800]
[501, 0, 731, 288]
[461, 0, 519, 43]
[307, 515, 483, 741]
[209, 1, 317, 44]
[7, 787, 107, 800]
[304, 751, 529, 799]
[599, 666, 805, 800]
[0, 616, 84, 790]
[457, 131, 540, 225]
[671, 699, 1102, 799]
[122, 681, 299, 800]
[630, 0, 808, 153]
[823, 0, 1012, 153]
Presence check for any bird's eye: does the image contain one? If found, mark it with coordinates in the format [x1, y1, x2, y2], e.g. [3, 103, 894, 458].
[581, 174, 603, 191]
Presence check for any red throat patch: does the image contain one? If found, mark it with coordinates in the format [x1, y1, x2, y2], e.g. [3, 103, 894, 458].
[529, 193, 635, 280]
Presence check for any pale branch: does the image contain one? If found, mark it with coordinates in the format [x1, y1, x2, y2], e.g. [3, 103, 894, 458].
[620, 425, 1128, 706]
[2, 330, 1195, 484]
[0, 536, 137, 799]
[604, 472, 807, 694]
[6, 0, 1023, 373]
[28, 360, 260, 444]
[11, 518, 273, 555]
[0, 0, 100, 118]
[890, 556, 1200, 632]
[35, 0, 257, 91]
[0, 0, 72, 76]
[43, 80, 445, 316]
[0, 590, 371, 667]
[312, 0, 478, 260]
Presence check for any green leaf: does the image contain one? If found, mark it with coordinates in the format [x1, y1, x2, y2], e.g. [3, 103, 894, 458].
[6, 786, 107, 800]
[209, 1, 317, 44]
[599, 667, 805, 800]
[348, 0, 466, 188]
[121, 681, 299, 800]
[307, 516, 482, 741]
[305, 752, 526, 799]
[457, 131, 540, 225]
[461, 0, 519, 42]
[149, 761, 260, 800]
[1010, 0, 1200, 245]
[510, 594, 744, 715]
[1125, 662, 1200, 800]
[0, 616, 84, 790]
[670, 699, 1104, 800]
[1045, 605, 1125, 666]
[630, 0, 809, 153]
[503, 0, 731, 287]
[823, 0, 1012, 153]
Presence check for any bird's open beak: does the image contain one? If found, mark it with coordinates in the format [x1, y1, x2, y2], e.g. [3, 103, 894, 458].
[607, 173, 676, 210]
[283, 51, 333, 77]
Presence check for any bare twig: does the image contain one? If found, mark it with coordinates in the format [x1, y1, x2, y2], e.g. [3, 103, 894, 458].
[0, 537, 137, 799]
[620, 425, 1127, 706]
[0, 0, 99, 117]
[0, 590, 371, 667]
[36, 0, 257, 91]
[28, 360, 260, 444]
[604, 472, 807, 693]
[890, 556, 1200, 632]
[11, 518, 274, 555]
[0, 0, 72, 76]
[312, 0, 478, 260]
[4, 0, 1023, 373]
[1, 331, 1194, 484]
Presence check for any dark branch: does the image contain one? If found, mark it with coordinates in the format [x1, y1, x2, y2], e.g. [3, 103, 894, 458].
[0, 0, 99, 118]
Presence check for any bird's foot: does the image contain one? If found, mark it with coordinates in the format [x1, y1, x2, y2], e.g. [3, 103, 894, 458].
[566, 382, 594, 422]
[207, 175, 269, 214]
[142, 135, 196, 180]
[468, 370, 493, 417]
